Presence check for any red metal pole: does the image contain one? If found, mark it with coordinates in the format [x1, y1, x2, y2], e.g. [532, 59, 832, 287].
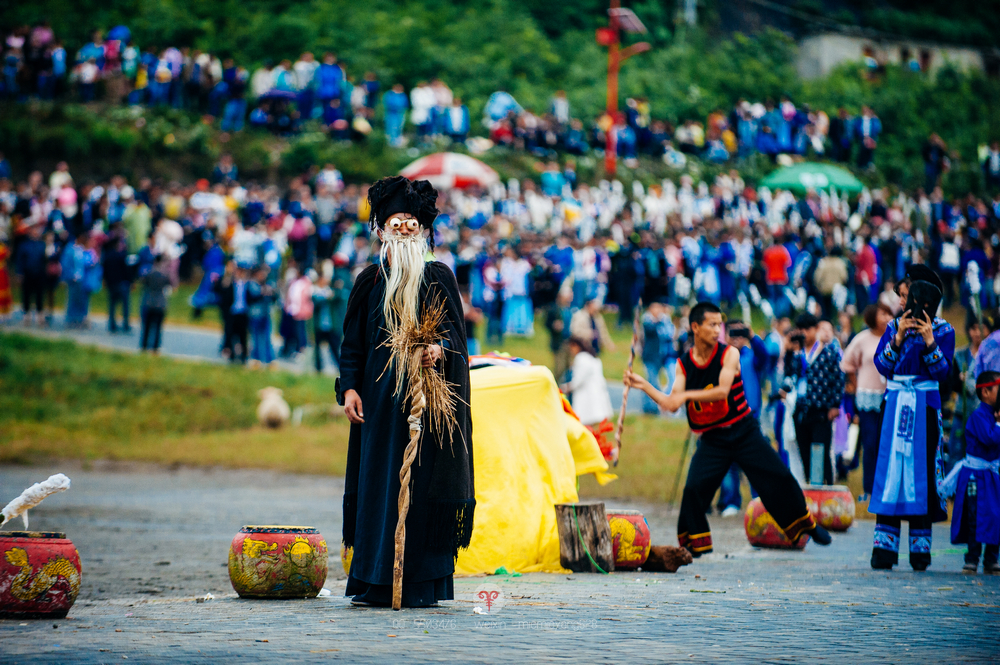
[605, 0, 621, 176]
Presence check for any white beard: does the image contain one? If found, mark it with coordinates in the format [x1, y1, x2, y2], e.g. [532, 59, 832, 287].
[380, 232, 429, 334]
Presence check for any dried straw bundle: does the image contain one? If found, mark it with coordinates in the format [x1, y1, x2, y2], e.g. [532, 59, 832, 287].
[380, 295, 459, 448]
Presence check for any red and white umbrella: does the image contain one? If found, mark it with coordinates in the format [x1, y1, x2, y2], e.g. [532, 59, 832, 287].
[399, 152, 499, 190]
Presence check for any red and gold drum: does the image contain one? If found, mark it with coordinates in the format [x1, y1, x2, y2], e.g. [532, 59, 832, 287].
[0, 531, 82, 619]
[228, 526, 328, 599]
[803, 485, 855, 531]
[606, 510, 652, 569]
[744, 498, 808, 549]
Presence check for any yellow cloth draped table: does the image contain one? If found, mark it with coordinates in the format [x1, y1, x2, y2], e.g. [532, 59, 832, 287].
[455, 365, 615, 575]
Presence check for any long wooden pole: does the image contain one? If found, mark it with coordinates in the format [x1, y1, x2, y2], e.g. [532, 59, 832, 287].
[613, 298, 642, 467]
[392, 347, 426, 610]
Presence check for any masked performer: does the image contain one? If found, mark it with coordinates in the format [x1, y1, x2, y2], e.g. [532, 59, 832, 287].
[626, 301, 832, 555]
[871, 265, 953, 570]
[338, 176, 474, 608]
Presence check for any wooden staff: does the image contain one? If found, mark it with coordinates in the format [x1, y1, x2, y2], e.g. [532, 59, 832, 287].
[613, 298, 643, 467]
[669, 431, 695, 505]
[393, 347, 426, 610]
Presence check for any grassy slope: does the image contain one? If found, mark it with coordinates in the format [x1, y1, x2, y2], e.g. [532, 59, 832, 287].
[0, 331, 707, 501]
[1, 331, 875, 508]
[0, 332, 350, 473]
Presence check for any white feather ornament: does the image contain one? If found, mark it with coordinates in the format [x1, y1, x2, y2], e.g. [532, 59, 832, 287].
[1, 474, 71, 529]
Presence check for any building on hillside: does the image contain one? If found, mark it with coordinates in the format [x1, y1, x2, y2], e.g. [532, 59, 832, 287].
[797, 32, 988, 79]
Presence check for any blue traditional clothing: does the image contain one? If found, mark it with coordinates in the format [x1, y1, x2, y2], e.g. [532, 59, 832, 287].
[870, 315, 954, 569]
[944, 402, 1000, 548]
[869, 376, 939, 516]
[190, 243, 225, 310]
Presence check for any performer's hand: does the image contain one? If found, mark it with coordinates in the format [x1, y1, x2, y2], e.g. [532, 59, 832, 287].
[344, 389, 364, 424]
[915, 311, 935, 346]
[623, 370, 649, 392]
[827, 407, 840, 422]
[421, 344, 442, 368]
[894, 310, 913, 346]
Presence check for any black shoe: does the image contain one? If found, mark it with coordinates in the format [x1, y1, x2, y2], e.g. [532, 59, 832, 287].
[871, 554, 894, 570]
[808, 524, 832, 546]
[350, 598, 390, 608]
[911, 561, 929, 572]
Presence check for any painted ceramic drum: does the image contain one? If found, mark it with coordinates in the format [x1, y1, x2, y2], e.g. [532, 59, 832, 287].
[0, 531, 82, 619]
[744, 498, 808, 550]
[228, 526, 328, 599]
[606, 510, 652, 569]
[803, 485, 855, 531]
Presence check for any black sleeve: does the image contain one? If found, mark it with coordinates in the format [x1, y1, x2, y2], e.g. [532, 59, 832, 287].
[336, 266, 377, 405]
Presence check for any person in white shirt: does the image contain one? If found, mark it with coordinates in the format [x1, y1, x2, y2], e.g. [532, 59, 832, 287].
[293, 52, 318, 117]
[250, 62, 274, 100]
[550, 90, 570, 126]
[293, 52, 318, 89]
[430, 79, 453, 137]
[317, 163, 344, 192]
[562, 337, 613, 428]
[48, 161, 72, 192]
[410, 81, 436, 139]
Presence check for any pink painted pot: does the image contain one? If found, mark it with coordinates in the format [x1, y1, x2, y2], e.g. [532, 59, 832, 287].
[606, 510, 652, 569]
[744, 498, 808, 550]
[0, 531, 82, 619]
[228, 525, 328, 599]
[803, 485, 855, 531]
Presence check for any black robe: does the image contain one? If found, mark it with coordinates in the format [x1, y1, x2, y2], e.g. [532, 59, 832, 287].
[337, 261, 474, 606]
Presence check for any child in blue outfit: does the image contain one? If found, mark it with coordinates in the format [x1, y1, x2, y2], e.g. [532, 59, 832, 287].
[944, 370, 1000, 574]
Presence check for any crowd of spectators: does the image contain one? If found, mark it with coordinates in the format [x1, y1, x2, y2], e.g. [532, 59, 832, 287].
[3, 153, 1000, 499]
[3, 23, 899, 169]
[2, 152, 1000, 352]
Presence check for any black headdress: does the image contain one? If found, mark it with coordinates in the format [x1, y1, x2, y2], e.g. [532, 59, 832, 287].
[367, 175, 439, 233]
[896, 264, 944, 294]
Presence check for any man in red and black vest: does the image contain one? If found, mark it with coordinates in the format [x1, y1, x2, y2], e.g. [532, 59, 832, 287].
[626, 301, 832, 556]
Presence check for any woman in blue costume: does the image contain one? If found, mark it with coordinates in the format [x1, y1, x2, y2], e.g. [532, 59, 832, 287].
[190, 233, 225, 315]
[871, 265, 954, 570]
[941, 370, 1000, 574]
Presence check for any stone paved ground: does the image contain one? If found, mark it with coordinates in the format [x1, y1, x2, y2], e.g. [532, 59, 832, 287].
[1, 463, 998, 663]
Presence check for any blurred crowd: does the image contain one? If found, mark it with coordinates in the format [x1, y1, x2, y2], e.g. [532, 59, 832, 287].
[2, 153, 1000, 351]
[3, 155, 1000, 499]
[4, 22, 960, 174]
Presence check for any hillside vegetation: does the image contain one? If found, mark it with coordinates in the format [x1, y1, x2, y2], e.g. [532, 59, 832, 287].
[2, 2, 999, 191]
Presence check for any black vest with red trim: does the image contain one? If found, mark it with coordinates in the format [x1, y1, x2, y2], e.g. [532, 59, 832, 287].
[679, 342, 749, 433]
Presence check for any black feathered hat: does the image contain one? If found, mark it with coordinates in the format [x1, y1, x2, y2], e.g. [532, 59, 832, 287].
[896, 264, 944, 294]
[367, 175, 439, 232]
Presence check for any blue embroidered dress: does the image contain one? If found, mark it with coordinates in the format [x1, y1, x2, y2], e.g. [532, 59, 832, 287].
[872, 317, 954, 521]
[946, 402, 1000, 547]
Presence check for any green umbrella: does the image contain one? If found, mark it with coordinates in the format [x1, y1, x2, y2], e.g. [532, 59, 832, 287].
[759, 162, 864, 195]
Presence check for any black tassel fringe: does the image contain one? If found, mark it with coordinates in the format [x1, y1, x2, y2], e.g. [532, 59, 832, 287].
[427, 499, 476, 557]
